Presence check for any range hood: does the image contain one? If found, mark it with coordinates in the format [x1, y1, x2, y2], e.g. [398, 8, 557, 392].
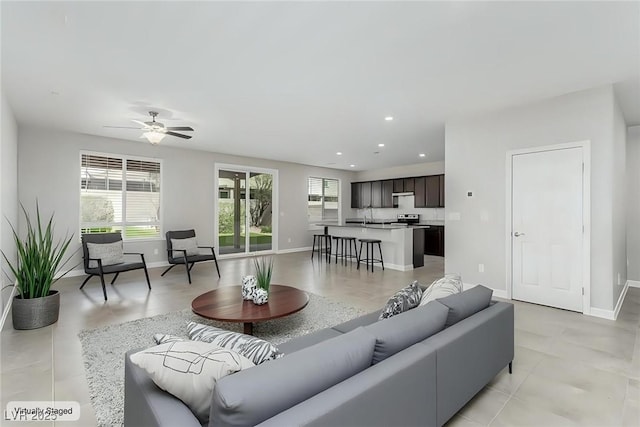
[392, 192, 414, 197]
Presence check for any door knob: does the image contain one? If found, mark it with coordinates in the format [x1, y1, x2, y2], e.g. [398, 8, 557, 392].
[513, 232, 525, 237]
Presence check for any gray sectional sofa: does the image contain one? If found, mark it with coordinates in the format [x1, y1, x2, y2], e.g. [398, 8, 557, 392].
[124, 287, 514, 427]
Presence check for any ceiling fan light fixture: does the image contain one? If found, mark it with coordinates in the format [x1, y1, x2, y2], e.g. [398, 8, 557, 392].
[143, 130, 166, 144]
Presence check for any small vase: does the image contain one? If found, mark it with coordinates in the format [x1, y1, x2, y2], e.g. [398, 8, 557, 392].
[252, 288, 269, 305]
[242, 276, 257, 301]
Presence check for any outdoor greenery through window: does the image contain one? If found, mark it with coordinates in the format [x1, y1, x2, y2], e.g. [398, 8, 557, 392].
[80, 153, 162, 239]
[308, 177, 339, 223]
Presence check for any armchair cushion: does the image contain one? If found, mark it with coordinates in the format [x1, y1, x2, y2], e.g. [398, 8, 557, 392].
[171, 237, 199, 256]
[87, 241, 124, 268]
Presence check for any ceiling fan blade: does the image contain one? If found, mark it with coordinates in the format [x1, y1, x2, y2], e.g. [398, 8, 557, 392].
[165, 131, 192, 139]
[103, 125, 142, 129]
[166, 126, 194, 131]
[132, 120, 150, 127]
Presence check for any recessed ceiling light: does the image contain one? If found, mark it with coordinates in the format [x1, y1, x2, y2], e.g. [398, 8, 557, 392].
[385, 116, 394, 121]
[378, 143, 385, 147]
[419, 153, 426, 158]
[350, 164, 355, 168]
[336, 152, 342, 155]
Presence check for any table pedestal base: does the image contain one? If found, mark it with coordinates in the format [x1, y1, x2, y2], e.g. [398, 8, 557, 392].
[243, 322, 253, 335]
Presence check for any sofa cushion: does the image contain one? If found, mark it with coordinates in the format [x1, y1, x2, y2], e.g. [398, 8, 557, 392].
[365, 300, 449, 364]
[187, 322, 283, 365]
[210, 327, 376, 427]
[87, 241, 124, 268]
[153, 333, 184, 344]
[437, 284, 493, 327]
[277, 327, 343, 354]
[419, 274, 463, 306]
[332, 310, 381, 333]
[378, 281, 423, 320]
[129, 340, 254, 424]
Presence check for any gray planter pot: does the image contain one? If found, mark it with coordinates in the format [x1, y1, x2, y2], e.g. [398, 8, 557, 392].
[12, 290, 60, 330]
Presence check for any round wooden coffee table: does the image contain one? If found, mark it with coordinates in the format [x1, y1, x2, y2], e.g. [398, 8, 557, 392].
[191, 285, 309, 335]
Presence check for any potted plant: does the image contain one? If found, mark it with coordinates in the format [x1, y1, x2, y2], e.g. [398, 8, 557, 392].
[2, 203, 76, 330]
[252, 257, 273, 305]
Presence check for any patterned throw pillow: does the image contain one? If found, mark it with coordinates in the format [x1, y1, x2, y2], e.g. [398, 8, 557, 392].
[130, 341, 254, 423]
[87, 241, 124, 268]
[153, 333, 185, 344]
[187, 322, 284, 365]
[171, 237, 199, 256]
[419, 274, 463, 306]
[378, 281, 423, 320]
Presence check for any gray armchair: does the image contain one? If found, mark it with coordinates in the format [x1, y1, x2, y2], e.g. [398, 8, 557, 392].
[80, 232, 151, 301]
[161, 229, 220, 284]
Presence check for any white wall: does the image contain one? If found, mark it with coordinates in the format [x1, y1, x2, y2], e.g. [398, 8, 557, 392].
[612, 98, 628, 304]
[445, 85, 623, 311]
[17, 126, 356, 273]
[1, 90, 19, 324]
[628, 126, 640, 281]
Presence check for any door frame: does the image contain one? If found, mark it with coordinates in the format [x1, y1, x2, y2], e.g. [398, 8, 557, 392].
[504, 140, 591, 315]
[214, 162, 279, 258]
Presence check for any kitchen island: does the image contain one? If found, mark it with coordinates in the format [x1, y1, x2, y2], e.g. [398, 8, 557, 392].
[317, 222, 431, 271]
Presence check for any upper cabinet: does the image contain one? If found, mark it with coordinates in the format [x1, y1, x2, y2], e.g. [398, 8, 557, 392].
[351, 174, 444, 208]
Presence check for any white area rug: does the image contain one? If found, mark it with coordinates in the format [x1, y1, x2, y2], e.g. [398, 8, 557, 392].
[78, 293, 366, 427]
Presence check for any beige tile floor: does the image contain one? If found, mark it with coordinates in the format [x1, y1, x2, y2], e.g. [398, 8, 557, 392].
[1, 251, 639, 426]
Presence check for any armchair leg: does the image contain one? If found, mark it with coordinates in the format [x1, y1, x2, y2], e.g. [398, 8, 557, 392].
[110, 272, 120, 285]
[184, 255, 192, 284]
[188, 263, 195, 272]
[99, 274, 108, 301]
[143, 266, 151, 289]
[161, 264, 176, 277]
[509, 361, 512, 374]
[80, 275, 93, 289]
[212, 249, 221, 278]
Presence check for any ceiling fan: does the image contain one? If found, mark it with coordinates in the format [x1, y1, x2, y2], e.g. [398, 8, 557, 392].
[105, 111, 194, 144]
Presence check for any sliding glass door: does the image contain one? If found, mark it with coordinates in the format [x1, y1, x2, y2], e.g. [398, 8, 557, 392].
[217, 165, 276, 256]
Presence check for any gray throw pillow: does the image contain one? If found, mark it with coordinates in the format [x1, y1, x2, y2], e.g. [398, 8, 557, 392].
[171, 237, 199, 256]
[378, 280, 423, 320]
[87, 241, 124, 268]
[187, 322, 283, 365]
[437, 284, 493, 327]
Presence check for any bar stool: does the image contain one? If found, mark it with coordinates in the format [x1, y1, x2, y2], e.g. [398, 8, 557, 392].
[311, 234, 332, 263]
[357, 238, 384, 272]
[332, 236, 359, 265]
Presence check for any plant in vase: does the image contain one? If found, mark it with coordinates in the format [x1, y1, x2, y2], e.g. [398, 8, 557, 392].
[1, 202, 77, 330]
[252, 257, 273, 305]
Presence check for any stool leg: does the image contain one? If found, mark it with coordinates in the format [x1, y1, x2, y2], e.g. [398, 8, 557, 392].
[378, 242, 384, 271]
[367, 243, 371, 272]
[357, 241, 363, 269]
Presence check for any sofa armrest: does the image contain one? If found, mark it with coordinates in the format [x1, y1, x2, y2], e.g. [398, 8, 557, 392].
[421, 301, 514, 426]
[257, 342, 438, 427]
[124, 350, 201, 427]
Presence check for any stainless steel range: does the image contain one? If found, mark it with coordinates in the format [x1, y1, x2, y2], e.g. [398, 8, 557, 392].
[395, 213, 420, 225]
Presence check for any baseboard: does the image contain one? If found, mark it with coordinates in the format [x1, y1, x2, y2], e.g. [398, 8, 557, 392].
[462, 282, 508, 299]
[385, 263, 414, 272]
[588, 281, 630, 321]
[277, 246, 312, 254]
[628, 280, 640, 288]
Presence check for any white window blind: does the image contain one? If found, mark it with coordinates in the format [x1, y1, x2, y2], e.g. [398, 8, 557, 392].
[80, 153, 162, 239]
[308, 177, 339, 223]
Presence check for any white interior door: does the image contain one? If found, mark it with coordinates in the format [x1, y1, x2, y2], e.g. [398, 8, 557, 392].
[511, 147, 584, 312]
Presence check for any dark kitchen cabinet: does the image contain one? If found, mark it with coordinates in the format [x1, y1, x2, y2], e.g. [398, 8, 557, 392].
[351, 182, 361, 208]
[403, 178, 415, 192]
[382, 180, 394, 208]
[413, 229, 425, 268]
[414, 176, 426, 207]
[426, 175, 440, 208]
[371, 180, 382, 208]
[424, 226, 444, 257]
[439, 174, 445, 207]
[393, 179, 404, 193]
[361, 181, 372, 208]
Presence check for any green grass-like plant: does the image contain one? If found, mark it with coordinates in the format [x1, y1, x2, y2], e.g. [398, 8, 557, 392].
[253, 256, 274, 292]
[2, 202, 77, 299]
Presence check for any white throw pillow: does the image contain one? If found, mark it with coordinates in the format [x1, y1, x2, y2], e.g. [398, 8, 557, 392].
[419, 274, 463, 306]
[171, 237, 199, 256]
[130, 341, 254, 423]
[86, 241, 124, 268]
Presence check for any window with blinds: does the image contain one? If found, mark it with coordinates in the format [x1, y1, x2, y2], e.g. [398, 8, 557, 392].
[80, 153, 162, 239]
[308, 177, 339, 223]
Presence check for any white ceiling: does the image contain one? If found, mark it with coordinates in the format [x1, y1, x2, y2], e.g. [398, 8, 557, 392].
[2, 1, 639, 171]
